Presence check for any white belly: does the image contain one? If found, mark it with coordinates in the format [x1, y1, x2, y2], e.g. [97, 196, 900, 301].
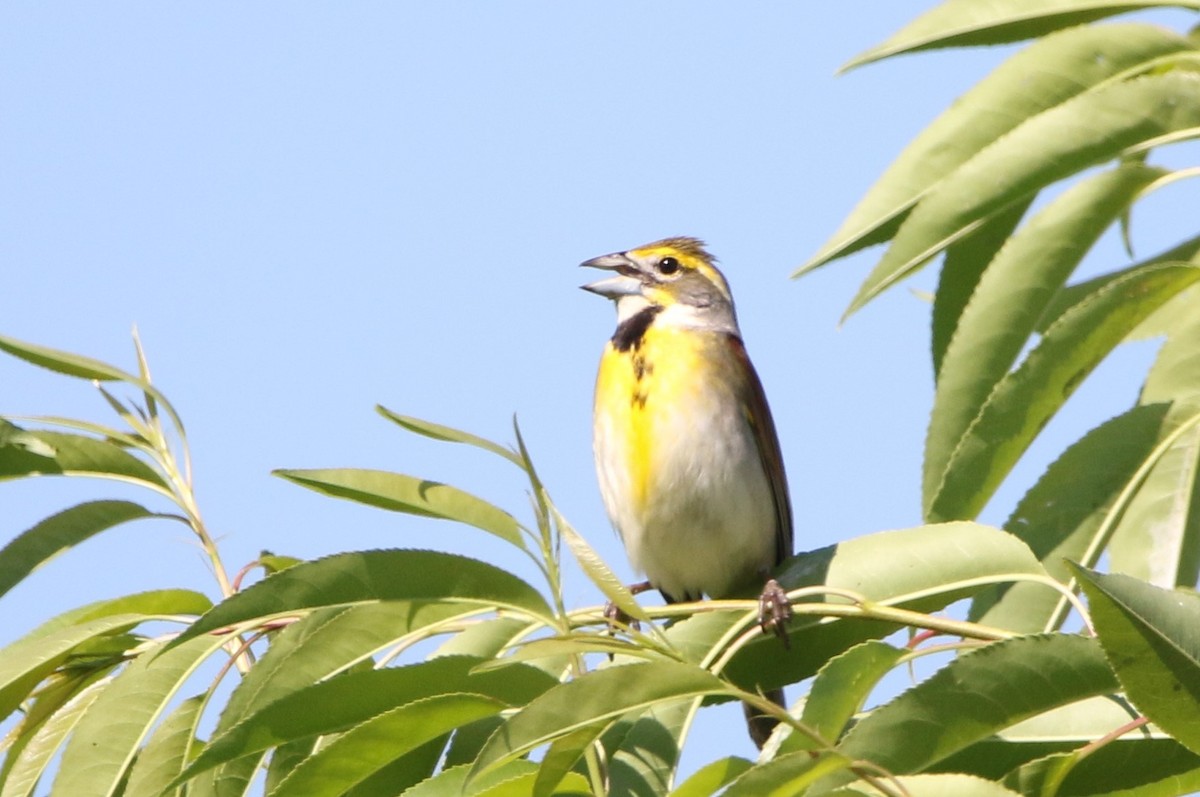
[594, 385, 776, 602]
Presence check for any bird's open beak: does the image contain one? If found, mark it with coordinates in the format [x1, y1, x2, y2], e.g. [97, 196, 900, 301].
[580, 252, 643, 299]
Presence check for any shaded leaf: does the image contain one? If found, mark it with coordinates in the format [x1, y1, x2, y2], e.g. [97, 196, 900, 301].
[787, 640, 905, 752]
[275, 468, 527, 550]
[1074, 566, 1200, 753]
[721, 751, 853, 797]
[0, 501, 162, 599]
[830, 773, 1023, 797]
[0, 429, 168, 489]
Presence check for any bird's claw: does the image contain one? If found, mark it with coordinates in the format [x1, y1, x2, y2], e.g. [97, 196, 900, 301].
[758, 578, 792, 648]
[603, 600, 641, 633]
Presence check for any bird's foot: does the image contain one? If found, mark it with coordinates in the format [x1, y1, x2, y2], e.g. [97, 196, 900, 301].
[603, 580, 652, 635]
[758, 578, 792, 648]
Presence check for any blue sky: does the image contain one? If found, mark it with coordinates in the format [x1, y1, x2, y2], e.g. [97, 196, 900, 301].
[2, 1, 1196, 770]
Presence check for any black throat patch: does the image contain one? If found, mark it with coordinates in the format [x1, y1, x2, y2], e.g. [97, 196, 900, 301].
[611, 306, 662, 352]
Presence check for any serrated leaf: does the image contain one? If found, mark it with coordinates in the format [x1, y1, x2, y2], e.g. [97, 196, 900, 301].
[531, 721, 611, 797]
[604, 700, 690, 797]
[932, 197, 1033, 379]
[831, 773, 1023, 797]
[667, 756, 753, 797]
[721, 750, 853, 797]
[172, 549, 553, 647]
[703, 522, 1040, 692]
[1073, 566, 1200, 753]
[0, 676, 111, 797]
[970, 404, 1173, 632]
[787, 640, 905, 752]
[927, 263, 1200, 522]
[824, 635, 1118, 786]
[50, 635, 228, 797]
[844, 0, 1200, 69]
[799, 23, 1195, 276]
[269, 693, 506, 797]
[122, 694, 206, 797]
[0, 601, 201, 722]
[274, 468, 527, 550]
[0, 334, 142, 383]
[925, 163, 1169, 508]
[0, 500, 161, 599]
[845, 72, 1200, 318]
[175, 657, 558, 785]
[1004, 738, 1200, 796]
[470, 661, 731, 780]
[375, 406, 524, 468]
[0, 429, 168, 489]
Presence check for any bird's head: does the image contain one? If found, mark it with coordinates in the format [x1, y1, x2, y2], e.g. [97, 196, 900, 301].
[580, 237, 738, 330]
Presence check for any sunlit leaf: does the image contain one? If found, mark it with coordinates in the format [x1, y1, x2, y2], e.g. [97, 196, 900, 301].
[799, 23, 1195, 276]
[51, 635, 228, 797]
[845, 73, 1200, 318]
[275, 468, 527, 550]
[824, 635, 1118, 786]
[123, 694, 206, 797]
[721, 750, 854, 797]
[924, 163, 1168, 508]
[667, 756, 753, 797]
[927, 263, 1200, 522]
[844, 0, 1200, 69]
[375, 406, 523, 468]
[0, 429, 168, 490]
[172, 549, 553, 647]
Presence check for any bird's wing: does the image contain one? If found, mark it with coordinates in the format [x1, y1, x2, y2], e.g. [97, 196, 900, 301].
[728, 335, 793, 566]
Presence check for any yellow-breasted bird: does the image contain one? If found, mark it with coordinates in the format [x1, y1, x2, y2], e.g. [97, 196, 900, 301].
[582, 236, 793, 748]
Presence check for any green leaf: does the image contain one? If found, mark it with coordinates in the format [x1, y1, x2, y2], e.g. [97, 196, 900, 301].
[831, 774, 1024, 797]
[194, 602, 476, 797]
[172, 549, 553, 647]
[706, 522, 1042, 691]
[845, 72, 1200, 317]
[721, 751, 854, 797]
[0, 334, 143, 383]
[0, 429, 168, 489]
[0, 500, 161, 599]
[798, 23, 1195, 276]
[175, 657, 558, 784]
[825, 635, 1118, 785]
[844, 1, 1200, 69]
[1073, 566, 1200, 753]
[927, 263, 1200, 522]
[667, 756, 753, 797]
[375, 406, 523, 468]
[969, 404, 1174, 632]
[0, 676, 111, 797]
[787, 640, 905, 752]
[924, 163, 1169, 509]
[469, 661, 732, 780]
[1005, 741, 1200, 797]
[50, 635, 229, 797]
[122, 694, 206, 797]
[0, 592, 208, 722]
[932, 197, 1032, 379]
[274, 468, 527, 550]
[269, 693, 506, 797]
[558, 509, 648, 623]
[605, 700, 690, 797]
[531, 722, 611, 797]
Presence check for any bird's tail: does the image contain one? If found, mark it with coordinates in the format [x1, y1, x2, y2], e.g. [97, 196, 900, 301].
[744, 686, 786, 749]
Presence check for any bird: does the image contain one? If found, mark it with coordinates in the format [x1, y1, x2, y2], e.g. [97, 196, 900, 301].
[582, 236, 793, 748]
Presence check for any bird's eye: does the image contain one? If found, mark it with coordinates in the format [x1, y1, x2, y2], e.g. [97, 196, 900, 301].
[657, 256, 680, 275]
